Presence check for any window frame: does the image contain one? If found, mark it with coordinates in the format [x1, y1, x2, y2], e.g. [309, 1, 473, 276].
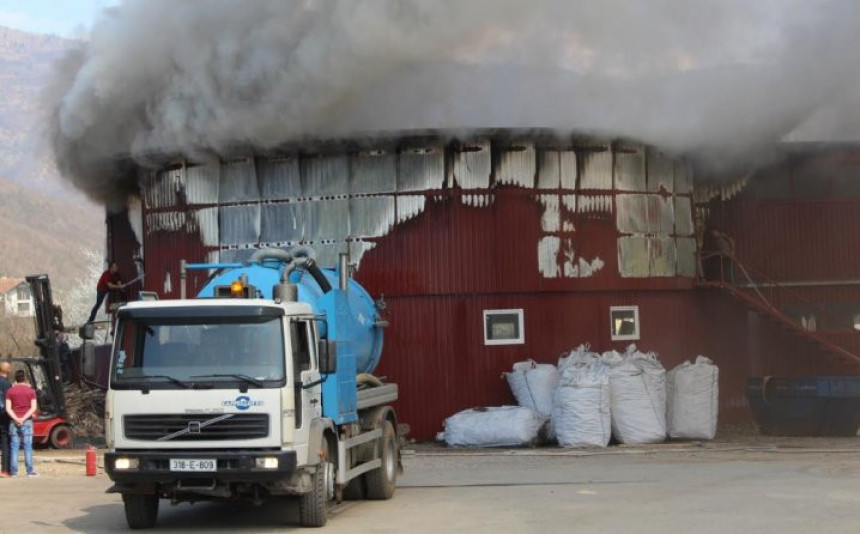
[483, 308, 525, 346]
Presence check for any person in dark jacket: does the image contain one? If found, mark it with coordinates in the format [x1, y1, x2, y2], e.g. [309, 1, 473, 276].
[0, 361, 11, 477]
[88, 262, 122, 323]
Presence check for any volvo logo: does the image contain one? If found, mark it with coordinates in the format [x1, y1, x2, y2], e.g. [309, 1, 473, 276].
[187, 421, 202, 434]
[222, 395, 263, 411]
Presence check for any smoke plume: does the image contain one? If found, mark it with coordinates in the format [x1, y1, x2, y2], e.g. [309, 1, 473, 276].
[48, 0, 860, 202]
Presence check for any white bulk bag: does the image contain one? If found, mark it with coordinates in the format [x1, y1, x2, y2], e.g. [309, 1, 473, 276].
[606, 350, 667, 444]
[558, 343, 600, 371]
[444, 406, 547, 448]
[504, 359, 558, 418]
[553, 360, 611, 448]
[667, 356, 719, 440]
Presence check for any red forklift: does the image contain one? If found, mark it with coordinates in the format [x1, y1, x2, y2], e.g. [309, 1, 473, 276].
[1, 275, 73, 448]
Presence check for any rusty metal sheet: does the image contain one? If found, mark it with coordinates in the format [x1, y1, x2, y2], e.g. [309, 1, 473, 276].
[396, 195, 426, 223]
[538, 195, 560, 232]
[676, 237, 697, 277]
[618, 235, 649, 277]
[496, 143, 535, 187]
[647, 150, 674, 193]
[196, 207, 219, 247]
[220, 159, 259, 203]
[649, 195, 675, 235]
[184, 163, 220, 205]
[399, 145, 444, 192]
[146, 168, 182, 209]
[615, 143, 646, 192]
[538, 150, 577, 190]
[616, 194, 648, 234]
[580, 144, 612, 190]
[260, 203, 305, 243]
[537, 236, 561, 278]
[304, 199, 350, 241]
[453, 140, 491, 189]
[650, 236, 676, 277]
[218, 205, 259, 245]
[352, 150, 396, 195]
[259, 156, 301, 201]
[350, 197, 395, 238]
[301, 155, 349, 198]
[674, 160, 692, 194]
[674, 196, 694, 236]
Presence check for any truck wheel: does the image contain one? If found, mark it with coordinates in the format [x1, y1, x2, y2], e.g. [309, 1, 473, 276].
[342, 475, 365, 500]
[122, 494, 159, 529]
[49, 424, 73, 449]
[299, 438, 335, 528]
[365, 420, 397, 500]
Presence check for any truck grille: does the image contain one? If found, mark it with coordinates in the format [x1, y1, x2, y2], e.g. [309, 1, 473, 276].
[124, 414, 270, 441]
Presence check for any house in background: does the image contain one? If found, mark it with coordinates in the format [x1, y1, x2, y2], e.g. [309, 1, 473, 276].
[0, 277, 34, 317]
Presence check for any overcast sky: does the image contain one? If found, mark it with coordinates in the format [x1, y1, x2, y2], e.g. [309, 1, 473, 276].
[0, 0, 118, 37]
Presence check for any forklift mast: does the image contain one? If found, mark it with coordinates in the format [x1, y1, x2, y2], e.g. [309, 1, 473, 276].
[26, 274, 65, 417]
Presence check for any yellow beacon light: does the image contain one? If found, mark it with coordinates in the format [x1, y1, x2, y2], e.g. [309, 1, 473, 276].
[230, 280, 244, 297]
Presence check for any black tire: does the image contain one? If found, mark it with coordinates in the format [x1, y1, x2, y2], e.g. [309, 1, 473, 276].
[49, 424, 73, 449]
[365, 420, 397, 500]
[122, 494, 159, 530]
[342, 475, 365, 500]
[299, 437, 334, 528]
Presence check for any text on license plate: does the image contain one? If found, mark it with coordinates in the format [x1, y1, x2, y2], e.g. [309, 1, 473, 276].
[169, 459, 217, 472]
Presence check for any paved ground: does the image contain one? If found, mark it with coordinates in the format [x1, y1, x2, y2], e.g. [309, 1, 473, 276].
[1, 440, 859, 533]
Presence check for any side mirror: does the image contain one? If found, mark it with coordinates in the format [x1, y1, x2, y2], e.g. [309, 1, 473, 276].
[79, 323, 95, 340]
[81, 340, 96, 378]
[317, 340, 337, 374]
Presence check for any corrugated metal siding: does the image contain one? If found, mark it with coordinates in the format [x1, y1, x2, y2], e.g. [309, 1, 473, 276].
[371, 288, 844, 439]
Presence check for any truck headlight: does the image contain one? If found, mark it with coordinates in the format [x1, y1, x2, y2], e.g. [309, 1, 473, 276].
[113, 457, 139, 470]
[255, 457, 279, 469]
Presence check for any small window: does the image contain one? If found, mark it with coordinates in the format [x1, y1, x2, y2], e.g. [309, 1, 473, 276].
[291, 321, 311, 373]
[17, 302, 29, 313]
[610, 306, 640, 341]
[483, 309, 525, 345]
[16, 286, 29, 301]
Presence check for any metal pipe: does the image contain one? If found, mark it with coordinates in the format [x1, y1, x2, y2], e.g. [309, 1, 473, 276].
[180, 259, 187, 300]
[339, 253, 349, 292]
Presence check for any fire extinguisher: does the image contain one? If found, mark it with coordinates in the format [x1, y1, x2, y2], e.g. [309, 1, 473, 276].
[86, 445, 97, 476]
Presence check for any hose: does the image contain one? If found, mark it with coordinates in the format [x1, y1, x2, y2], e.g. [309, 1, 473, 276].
[248, 246, 331, 293]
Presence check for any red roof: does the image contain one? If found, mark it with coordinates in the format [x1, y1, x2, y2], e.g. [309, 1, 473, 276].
[0, 277, 25, 294]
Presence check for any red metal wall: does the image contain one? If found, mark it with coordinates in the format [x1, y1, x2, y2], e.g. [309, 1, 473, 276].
[107, 146, 860, 441]
[355, 191, 851, 439]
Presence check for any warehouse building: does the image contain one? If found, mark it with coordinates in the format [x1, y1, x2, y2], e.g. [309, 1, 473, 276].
[104, 131, 860, 439]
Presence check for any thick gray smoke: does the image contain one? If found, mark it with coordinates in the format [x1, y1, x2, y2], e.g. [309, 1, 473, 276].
[49, 0, 860, 203]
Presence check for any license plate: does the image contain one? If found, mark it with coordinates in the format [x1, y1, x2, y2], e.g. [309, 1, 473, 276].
[169, 459, 217, 472]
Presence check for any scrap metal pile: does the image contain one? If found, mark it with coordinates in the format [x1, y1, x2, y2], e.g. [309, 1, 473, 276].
[64, 383, 105, 438]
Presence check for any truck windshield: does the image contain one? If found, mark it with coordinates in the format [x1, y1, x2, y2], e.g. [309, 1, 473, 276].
[111, 316, 285, 389]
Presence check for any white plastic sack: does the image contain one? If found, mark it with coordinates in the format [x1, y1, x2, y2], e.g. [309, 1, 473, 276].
[553, 358, 611, 448]
[667, 356, 719, 440]
[605, 348, 667, 444]
[444, 406, 547, 448]
[558, 343, 600, 371]
[504, 359, 559, 418]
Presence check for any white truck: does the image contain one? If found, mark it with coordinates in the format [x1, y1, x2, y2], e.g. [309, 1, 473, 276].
[86, 248, 402, 528]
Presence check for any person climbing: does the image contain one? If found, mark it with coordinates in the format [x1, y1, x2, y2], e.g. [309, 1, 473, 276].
[88, 262, 123, 323]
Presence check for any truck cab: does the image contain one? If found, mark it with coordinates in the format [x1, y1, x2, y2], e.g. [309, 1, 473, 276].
[99, 249, 401, 528]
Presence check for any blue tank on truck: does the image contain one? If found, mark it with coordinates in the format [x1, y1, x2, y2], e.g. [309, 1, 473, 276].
[192, 248, 385, 425]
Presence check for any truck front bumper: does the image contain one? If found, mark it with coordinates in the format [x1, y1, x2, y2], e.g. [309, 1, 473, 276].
[105, 450, 297, 485]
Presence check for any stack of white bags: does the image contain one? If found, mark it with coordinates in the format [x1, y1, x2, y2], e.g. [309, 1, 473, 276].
[443, 344, 719, 447]
[442, 343, 719, 448]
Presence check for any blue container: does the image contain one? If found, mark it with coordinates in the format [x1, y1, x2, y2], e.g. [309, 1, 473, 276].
[198, 261, 383, 375]
[746, 377, 860, 436]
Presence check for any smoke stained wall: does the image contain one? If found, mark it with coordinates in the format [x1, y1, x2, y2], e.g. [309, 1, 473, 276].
[48, 0, 860, 203]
